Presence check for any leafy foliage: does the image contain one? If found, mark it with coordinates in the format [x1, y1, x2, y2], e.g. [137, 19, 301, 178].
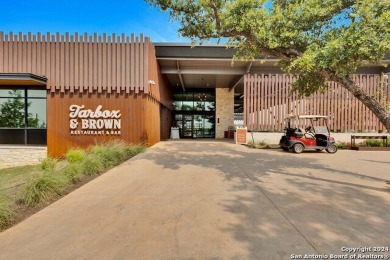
[359, 139, 385, 147]
[146, 0, 390, 131]
[66, 148, 86, 163]
[336, 141, 351, 149]
[0, 90, 39, 128]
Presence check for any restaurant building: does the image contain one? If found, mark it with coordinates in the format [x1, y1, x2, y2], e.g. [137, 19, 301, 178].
[0, 32, 389, 157]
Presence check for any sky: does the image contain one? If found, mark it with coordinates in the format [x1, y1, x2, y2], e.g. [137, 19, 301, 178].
[0, 0, 187, 42]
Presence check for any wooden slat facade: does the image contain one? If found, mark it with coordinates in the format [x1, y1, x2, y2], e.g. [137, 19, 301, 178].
[0, 32, 153, 95]
[0, 32, 172, 157]
[244, 73, 390, 132]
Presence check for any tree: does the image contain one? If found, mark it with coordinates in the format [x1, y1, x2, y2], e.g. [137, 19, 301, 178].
[0, 90, 39, 128]
[146, 0, 390, 131]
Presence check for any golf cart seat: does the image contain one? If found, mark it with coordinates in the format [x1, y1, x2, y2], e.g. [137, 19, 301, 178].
[299, 128, 315, 139]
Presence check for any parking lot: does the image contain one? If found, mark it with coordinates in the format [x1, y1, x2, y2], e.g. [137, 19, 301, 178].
[0, 140, 389, 259]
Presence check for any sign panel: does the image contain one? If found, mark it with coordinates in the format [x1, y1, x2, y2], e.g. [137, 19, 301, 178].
[236, 127, 247, 144]
[170, 127, 180, 139]
[69, 105, 122, 136]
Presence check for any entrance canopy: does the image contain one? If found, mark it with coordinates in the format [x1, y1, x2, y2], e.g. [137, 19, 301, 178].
[155, 43, 282, 90]
[0, 73, 47, 86]
[154, 43, 282, 113]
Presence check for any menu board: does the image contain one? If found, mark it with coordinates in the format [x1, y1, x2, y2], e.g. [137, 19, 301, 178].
[236, 127, 247, 144]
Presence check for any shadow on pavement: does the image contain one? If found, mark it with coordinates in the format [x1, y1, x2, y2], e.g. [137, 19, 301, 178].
[143, 141, 390, 258]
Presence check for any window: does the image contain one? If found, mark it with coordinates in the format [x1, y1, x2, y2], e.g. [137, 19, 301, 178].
[0, 88, 47, 145]
[0, 90, 25, 128]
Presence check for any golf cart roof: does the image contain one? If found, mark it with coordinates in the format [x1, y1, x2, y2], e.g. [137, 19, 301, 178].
[285, 115, 328, 120]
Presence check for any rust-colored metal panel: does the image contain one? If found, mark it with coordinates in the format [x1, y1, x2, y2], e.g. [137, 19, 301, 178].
[47, 90, 161, 157]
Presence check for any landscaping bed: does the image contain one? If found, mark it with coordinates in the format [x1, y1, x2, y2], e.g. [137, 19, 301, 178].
[351, 146, 390, 151]
[0, 141, 145, 231]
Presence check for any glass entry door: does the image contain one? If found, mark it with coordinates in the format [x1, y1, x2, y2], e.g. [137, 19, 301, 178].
[183, 115, 193, 137]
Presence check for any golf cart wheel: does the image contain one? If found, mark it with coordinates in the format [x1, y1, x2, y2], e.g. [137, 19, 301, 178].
[325, 144, 338, 154]
[292, 143, 304, 154]
[282, 147, 289, 151]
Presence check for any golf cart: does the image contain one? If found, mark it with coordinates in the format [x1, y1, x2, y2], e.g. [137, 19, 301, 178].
[279, 115, 338, 154]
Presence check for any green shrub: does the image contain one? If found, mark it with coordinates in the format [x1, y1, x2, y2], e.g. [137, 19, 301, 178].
[63, 163, 85, 184]
[40, 157, 57, 172]
[108, 141, 128, 163]
[20, 173, 69, 207]
[247, 140, 256, 148]
[90, 145, 116, 168]
[90, 141, 128, 167]
[66, 148, 86, 163]
[257, 140, 268, 148]
[247, 140, 268, 149]
[125, 144, 146, 156]
[360, 139, 383, 147]
[0, 192, 13, 228]
[81, 155, 104, 176]
[336, 142, 350, 149]
[126, 144, 146, 156]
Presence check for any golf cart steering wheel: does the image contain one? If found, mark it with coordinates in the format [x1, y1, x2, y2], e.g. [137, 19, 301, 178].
[304, 126, 315, 138]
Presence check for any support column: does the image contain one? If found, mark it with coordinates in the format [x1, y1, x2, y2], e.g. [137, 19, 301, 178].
[215, 88, 234, 138]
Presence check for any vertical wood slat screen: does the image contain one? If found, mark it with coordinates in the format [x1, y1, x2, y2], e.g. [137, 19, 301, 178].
[244, 74, 389, 132]
[0, 32, 149, 94]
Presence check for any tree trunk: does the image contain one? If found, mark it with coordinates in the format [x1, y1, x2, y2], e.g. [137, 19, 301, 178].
[327, 72, 390, 133]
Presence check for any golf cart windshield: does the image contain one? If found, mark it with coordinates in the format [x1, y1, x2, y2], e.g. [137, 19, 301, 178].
[313, 126, 329, 134]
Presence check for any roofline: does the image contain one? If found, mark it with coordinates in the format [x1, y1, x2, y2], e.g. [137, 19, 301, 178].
[0, 73, 47, 84]
[153, 43, 227, 47]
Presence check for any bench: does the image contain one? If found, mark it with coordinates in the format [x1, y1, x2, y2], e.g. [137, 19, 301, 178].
[351, 135, 388, 147]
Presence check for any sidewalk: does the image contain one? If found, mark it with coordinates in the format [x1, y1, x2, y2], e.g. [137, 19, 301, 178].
[0, 141, 389, 259]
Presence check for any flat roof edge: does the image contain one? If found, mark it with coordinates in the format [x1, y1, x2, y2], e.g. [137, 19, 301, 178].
[0, 73, 48, 85]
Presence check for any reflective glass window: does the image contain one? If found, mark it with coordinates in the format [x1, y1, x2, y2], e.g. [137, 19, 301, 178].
[27, 89, 46, 98]
[0, 89, 25, 97]
[0, 95, 25, 128]
[0, 88, 46, 145]
[27, 99, 47, 128]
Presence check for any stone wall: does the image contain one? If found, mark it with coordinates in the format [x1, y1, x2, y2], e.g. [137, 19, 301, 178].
[0, 146, 47, 169]
[216, 88, 234, 138]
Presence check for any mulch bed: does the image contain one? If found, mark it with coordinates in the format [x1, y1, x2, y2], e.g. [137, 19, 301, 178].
[351, 146, 390, 151]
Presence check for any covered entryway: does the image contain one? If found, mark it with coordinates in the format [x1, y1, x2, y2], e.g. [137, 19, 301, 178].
[154, 44, 284, 138]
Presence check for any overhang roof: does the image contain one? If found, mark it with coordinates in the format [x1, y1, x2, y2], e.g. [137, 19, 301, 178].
[0, 73, 47, 86]
[154, 44, 390, 94]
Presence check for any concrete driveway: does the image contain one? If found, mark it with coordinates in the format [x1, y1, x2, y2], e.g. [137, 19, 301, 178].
[0, 140, 389, 260]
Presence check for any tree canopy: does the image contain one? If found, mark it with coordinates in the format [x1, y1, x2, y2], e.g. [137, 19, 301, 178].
[146, 0, 390, 131]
